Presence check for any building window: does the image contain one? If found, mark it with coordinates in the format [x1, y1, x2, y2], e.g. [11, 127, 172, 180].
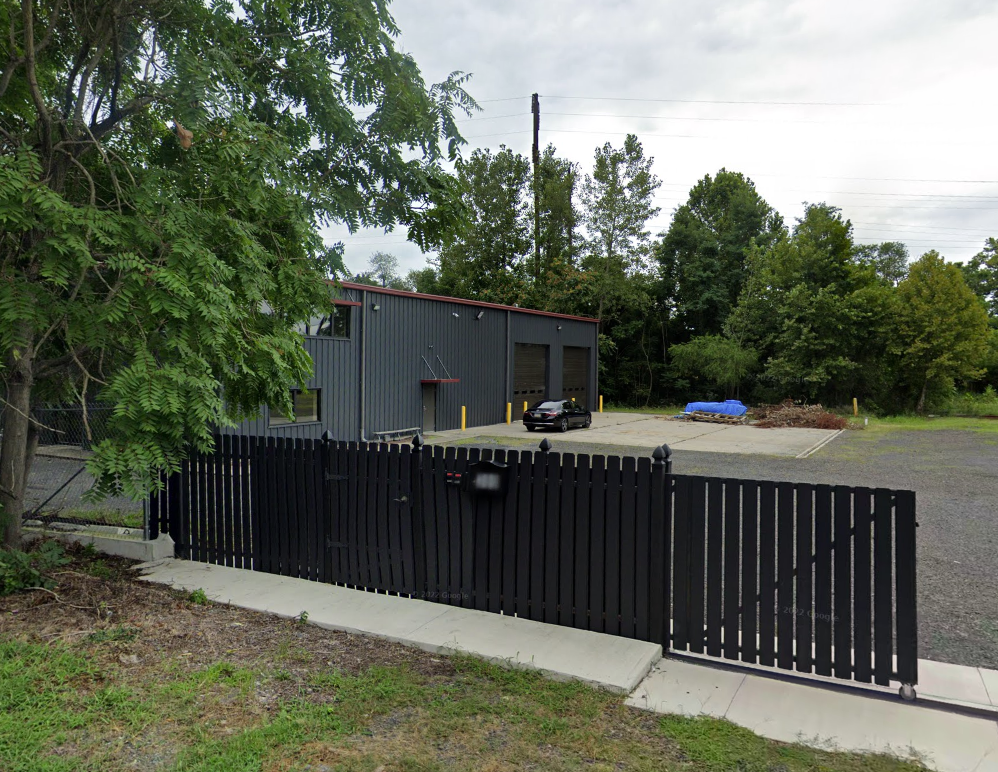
[269, 389, 320, 427]
[299, 305, 352, 339]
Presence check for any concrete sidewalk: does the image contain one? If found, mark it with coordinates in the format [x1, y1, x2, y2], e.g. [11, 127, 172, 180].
[628, 658, 998, 772]
[137, 559, 998, 772]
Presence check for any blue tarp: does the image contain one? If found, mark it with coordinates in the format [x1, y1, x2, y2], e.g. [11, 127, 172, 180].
[684, 400, 747, 417]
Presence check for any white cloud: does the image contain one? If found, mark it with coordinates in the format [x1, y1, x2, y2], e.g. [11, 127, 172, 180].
[329, 0, 998, 273]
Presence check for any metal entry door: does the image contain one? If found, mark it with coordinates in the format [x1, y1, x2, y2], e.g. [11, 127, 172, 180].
[514, 343, 548, 404]
[562, 346, 589, 406]
[422, 384, 437, 432]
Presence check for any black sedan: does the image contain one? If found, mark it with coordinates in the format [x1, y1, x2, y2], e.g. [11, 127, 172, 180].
[523, 400, 592, 432]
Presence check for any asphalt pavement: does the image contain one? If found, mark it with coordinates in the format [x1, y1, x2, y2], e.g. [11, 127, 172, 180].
[451, 426, 998, 671]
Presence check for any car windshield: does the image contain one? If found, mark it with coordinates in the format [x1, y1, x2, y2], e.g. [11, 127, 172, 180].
[531, 401, 563, 410]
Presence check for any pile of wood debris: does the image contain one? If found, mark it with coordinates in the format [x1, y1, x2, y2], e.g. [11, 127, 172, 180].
[749, 400, 849, 430]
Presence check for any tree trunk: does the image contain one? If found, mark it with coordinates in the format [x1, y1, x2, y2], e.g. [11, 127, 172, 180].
[0, 350, 35, 549]
[915, 379, 928, 415]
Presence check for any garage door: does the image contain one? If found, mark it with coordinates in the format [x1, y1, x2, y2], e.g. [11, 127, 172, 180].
[562, 346, 589, 408]
[514, 344, 548, 403]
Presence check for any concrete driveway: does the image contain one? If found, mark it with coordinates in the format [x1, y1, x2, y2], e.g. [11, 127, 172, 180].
[426, 411, 841, 458]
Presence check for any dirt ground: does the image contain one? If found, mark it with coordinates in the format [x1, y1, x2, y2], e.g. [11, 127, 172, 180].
[0, 546, 924, 772]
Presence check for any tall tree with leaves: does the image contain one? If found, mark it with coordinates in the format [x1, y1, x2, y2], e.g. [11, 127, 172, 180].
[579, 134, 661, 323]
[960, 238, 998, 318]
[656, 169, 782, 338]
[366, 252, 402, 288]
[536, 144, 579, 276]
[854, 241, 909, 286]
[728, 204, 893, 404]
[436, 145, 531, 304]
[894, 251, 990, 413]
[0, 0, 475, 547]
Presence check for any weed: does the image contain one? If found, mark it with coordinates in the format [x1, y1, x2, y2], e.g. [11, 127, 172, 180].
[298, 610, 309, 624]
[85, 559, 112, 580]
[188, 588, 209, 605]
[0, 541, 69, 595]
[86, 626, 140, 644]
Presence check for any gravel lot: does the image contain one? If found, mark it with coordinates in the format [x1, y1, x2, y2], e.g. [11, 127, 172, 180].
[461, 427, 998, 671]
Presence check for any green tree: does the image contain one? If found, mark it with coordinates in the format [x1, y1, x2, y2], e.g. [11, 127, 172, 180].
[536, 145, 580, 277]
[405, 266, 440, 294]
[893, 251, 991, 413]
[436, 145, 531, 304]
[960, 238, 998, 317]
[366, 252, 404, 288]
[0, 0, 474, 547]
[669, 335, 758, 399]
[854, 241, 909, 286]
[579, 134, 661, 323]
[728, 204, 893, 404]
[656, 170, 782, 338]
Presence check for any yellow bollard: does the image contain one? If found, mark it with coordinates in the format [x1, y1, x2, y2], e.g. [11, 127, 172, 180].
[523, 401, 528, 415]
[853, 397, 859, 417]
[571, 397, 575, 402]
[461, 405, 466, 431]
[506, 403, 511, 425]
[599, 395, 603, 413]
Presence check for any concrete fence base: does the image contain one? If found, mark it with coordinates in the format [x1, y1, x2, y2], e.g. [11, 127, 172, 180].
[23, 525, 174, 562]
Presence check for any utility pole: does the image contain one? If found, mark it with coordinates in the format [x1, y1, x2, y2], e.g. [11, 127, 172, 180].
[531, 92, 540, 280]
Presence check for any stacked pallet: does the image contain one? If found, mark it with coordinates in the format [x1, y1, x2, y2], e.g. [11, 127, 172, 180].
[688, 411, 748, 425]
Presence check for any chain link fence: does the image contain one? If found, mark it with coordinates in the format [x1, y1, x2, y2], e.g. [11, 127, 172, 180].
[21, 403, 144, 532]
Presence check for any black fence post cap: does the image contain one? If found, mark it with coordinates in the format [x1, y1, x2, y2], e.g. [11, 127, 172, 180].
[653, 443, 672, 465]
[539, 437, 552, 453]
[412, 433, 424, 449]
[321, 430, 335, 443]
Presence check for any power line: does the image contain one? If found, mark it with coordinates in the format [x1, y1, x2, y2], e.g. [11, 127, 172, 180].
[544, 111, 896, 126]
[852, 221, 996, 233]
[543, 95, 884, 107]
[475, 96, 531, 103]
[752, 173, 998, 185]
[458, 112, 531, 122]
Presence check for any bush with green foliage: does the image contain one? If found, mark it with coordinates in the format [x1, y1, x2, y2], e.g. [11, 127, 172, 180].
[0, 541, 68, 595]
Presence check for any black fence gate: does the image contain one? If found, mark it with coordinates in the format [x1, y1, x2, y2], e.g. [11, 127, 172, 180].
[150, 433, 918, 690]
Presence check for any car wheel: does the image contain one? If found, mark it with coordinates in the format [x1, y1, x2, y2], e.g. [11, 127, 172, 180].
[526, 425, 536, 432]
[559, 418, 569, 433]
[584, 415, 591, 428]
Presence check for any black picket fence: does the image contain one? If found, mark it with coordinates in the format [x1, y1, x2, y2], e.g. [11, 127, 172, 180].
[149, 433, 918, 689]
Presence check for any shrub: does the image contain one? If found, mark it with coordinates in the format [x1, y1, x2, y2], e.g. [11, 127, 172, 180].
[947, 386, 998, 416]
[0, 541, 69, 596]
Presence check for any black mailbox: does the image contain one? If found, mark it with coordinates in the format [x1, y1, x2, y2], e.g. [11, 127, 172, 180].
[462, 460, 509, 497]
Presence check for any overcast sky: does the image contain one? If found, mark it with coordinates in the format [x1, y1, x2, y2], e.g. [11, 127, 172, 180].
[329, 0, 998, 277]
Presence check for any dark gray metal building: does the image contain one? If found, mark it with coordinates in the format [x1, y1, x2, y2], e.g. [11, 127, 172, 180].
[227, 282, 599, 441]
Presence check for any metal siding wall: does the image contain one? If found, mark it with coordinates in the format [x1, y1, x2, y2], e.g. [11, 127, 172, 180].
[363, 292, 508, 434]
[509, 314, 599, 409]
[222, 330, 360, 440]
[224, 290, 599, 440]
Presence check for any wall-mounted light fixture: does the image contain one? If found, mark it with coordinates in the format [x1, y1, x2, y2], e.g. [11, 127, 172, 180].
[556, 325, 563, 331]
[371, 303, 381, 311]
[475, 310, 484, 320]
[452, 312, 460, 318]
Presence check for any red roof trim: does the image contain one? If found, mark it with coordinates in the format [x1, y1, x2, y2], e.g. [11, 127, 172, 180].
[420, 378, 460, 384]
[331, 299, 362, 307]
[332, 281, 599, 324]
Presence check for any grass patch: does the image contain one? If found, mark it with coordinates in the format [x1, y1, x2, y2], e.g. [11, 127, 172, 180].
[85, 625, 140, 644]
[855, 415, 998, 435]
[604, 404, 686, 415]
[0, 637, 927, 772]
[49, 509, 144, 528]
[659, 714, 924, 771]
